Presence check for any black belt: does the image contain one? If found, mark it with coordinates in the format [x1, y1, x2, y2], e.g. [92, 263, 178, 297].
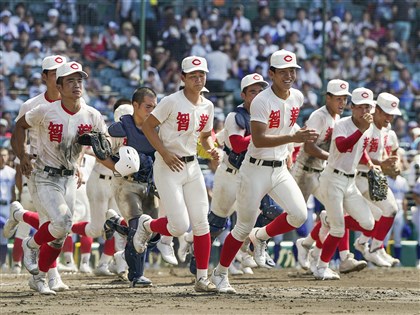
[333, 169, 355, 178]
[23, 183, 28, 187]
[0, 200, 8, 206]
[226, 167, 238, 174]
[303, 165, 322, 173]
[99, 174, 113, 180]
[358, 171, 368, 178]
[179, 155, 195, 163]
[44, 166, 74, 176]
[249, 156, 284, 168]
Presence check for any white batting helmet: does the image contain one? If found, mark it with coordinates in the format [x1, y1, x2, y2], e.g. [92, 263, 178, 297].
[114, 104, 134, 122]
[115, 146, 140, 176]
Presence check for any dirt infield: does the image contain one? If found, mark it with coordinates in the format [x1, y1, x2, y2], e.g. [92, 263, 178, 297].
[1, 267, 419, 315]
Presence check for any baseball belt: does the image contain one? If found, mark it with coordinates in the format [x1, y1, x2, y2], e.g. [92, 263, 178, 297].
[249, 156, 284, 168]
[357, 171, 368, 178]
[303, 165, 322, 173]
[333, 168, 355, 178]
[179, 155, 195, 163]
[99, 174, 113, 180]
[44, 166, 74, 176]
[226, 167, 238, 174]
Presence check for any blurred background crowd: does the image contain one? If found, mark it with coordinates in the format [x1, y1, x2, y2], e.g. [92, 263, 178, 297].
[0, 0, 419, 267]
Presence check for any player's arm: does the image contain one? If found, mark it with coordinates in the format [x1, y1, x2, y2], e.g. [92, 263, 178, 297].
[11, 116, 32, 176]
[200, 131, 220, 161]
[303, 141, 329, 160]
[142, 114, 184, 172]
[15, 164, 23, 200]
[251, 122, 318, 148]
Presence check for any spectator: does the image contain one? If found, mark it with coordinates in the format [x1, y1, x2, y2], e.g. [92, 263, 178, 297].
[284, 32, 307, 61]
[366, 64, 391, 97]
[355, 10, 373, 36]
[185, 7, 202, 33]
[252, 5, 271, 34]
[162, 25, 189, 64]
[1, 35, 21, 76]
[392, 0, 413, 52]
[102, 21, 120, 61]
[83, 64, 102, 100]
[328, 17, 342, 49]
[386, 42, 406, 71]
[391, 68, 420, 111]
[259, 17, 279, 44]
[43, 8, 60, 38]
[301, 81, 318, 109]
[118, 21, 140, 59]
[186, 26, 200, 47]
[21, 40, 44, 68]
[250, 39, 269, 78]
[83, 32, 116, 70]
[206, 41, 232, 94]
[2, 89, 23, 114]
[233, 55, 252, 80]
[73, 24, 88, 49]
[121, 46, 141, 85]
[340, 11, 357, 37]
[0, 10, 18, 39]
[298, 59, 322, 90]
[141, 54, 162, 88]
[29, 21, 44, 42]
[325, 54, 342, 81]
[304, 20, 323, 54]
[238, 31, 257, 60]
[232, 5, 252, 33]
[63, 28, 81, 59]
[13, 30, 29, 56]
[291, 7, 313, 43]
[190, 33, 212, 57]
[28, 72, 46, 98]
[370, 18, 387, 42]
[274, 8, 291, 44]
[200, 18, 218, 42]
[218, 16, 235, 43]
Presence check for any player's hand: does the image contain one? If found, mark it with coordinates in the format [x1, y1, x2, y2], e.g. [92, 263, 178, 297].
[207, 148, 220, 161]
[293, 127, 319, 143]
[20, 154, 33, 177]
[381, 156, 401, 176]
[359, 113, 373, 132]
[162, 151, 184, 172]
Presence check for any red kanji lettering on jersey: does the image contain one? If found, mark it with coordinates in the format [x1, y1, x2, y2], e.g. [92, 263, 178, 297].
[123, 137, 128, 145]
[177, 112, 190, 131]
[369, 138, 379, 153]
[197, 114, 209, 132]
[289, 107, 300, 127]
[48, 121, 63, 143]
[362, 137, 370, 150]
[268, 110, 280, 128]
[383, 135, 392, 155]
[324, 127, 333, 142]
[77, 124, 92, 135]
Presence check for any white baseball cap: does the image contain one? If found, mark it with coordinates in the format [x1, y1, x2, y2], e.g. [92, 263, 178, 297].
[181, 56, 208, 73]
[376, 92, 401, 115]
[42, 55, 67, 70]
[327, 79, 351, 96]
[270, 49, 301, 69]
[48, 8, 59, 17]
[114, 104, 134, 122]
[240, 73, 269, 91]
[56, 61, 88, 81]
[351, 87, 376, 106]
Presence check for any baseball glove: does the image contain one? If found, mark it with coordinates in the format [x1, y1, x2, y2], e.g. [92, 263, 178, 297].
[77, 131, 112, 160]
[367, 168, 388, 201]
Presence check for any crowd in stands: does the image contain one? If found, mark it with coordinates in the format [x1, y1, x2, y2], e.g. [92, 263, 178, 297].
[0, 0, 419, 169]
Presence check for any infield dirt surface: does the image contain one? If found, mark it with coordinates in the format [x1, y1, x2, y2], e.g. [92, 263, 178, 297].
[1, 267, 419, 315]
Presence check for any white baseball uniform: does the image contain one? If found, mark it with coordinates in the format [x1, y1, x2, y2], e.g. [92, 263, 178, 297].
[318, 116, 375, 238]
[151, 90, 214, 237]
[0, 165, 16, 246]
[233, 87, 307, 242]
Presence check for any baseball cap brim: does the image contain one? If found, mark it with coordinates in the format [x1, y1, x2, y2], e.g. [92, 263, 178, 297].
[378, 105, 401, 115]
[353, 100, 376, 106]
[329, 90, 351, 96]
[183, 66, 208, 73]
[272, 64, 301, 69]
[57, 70, 88, 80]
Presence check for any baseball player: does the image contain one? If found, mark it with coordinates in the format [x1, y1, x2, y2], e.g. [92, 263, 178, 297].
[11, 61, 108, 295]
[139, 56, 219, 292]
[294, 80, 367, 274]
[0, 148, 16, 271]
[70, 104, 133, 276]
[4, 55, 72, 291]
[100, 87, 159, 287]
[312, 87, 377, 280]
[210, 50, 319, 293]
[352, 92, 402, 267]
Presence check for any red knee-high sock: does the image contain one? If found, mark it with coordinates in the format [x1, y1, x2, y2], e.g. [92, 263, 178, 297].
[22, 212, 39, 229]
[80, 235, 93, 254]
[310, 221, 322, 241]
[344, 215, 373, 236]
[320, 235, 342, 263]
[50, 260, 57, 268]
[38, 243, 61, 273]
[338, 228, 350, 252]
[149, 217, 171, 236]
[315, 238, 323, 248]
[103, 237, 115, 256]
[62, 235, 73, 253]
[265, 213, 296, 237]
[33, 222, 56, 245]
[12, 238, 23, 262]
[373, 216, 395, 241]
[219, 233, 244, 268]
[71, 221, 88, 236]
[193, 233, 211, 270]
